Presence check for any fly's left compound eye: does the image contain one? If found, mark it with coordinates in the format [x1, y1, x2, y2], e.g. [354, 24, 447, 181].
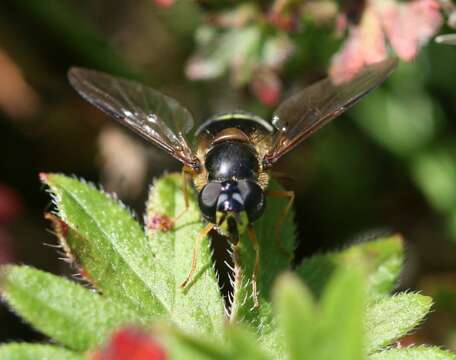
[238, 180, 265, 223]
[198, 182, 222, 223]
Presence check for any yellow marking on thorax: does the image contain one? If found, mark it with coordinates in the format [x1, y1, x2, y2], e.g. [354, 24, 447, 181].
[212, 128, 250, 144]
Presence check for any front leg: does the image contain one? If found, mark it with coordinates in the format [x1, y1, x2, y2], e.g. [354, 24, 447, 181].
[247, 226, 260, 308]
[180, 222, 214, 289]
[175, 166, 195, 221]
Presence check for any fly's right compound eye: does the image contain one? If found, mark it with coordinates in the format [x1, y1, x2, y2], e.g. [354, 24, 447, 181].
[198, 182, 222, 223]
[238, 180, 265, 223]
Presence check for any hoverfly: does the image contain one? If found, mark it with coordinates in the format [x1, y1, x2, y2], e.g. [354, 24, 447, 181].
[68, 58, 397, 306]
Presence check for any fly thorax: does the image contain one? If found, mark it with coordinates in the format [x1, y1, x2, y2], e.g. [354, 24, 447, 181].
[205, 141, 259, 181]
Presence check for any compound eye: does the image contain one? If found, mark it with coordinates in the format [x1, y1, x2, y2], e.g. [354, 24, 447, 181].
[237, 180, 265, 222]
[198, 182, 222, 223]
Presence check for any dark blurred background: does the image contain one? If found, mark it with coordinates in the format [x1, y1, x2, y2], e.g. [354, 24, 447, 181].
[0, 0, 455, 351]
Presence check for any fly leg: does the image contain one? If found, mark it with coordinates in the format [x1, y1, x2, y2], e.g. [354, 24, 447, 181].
[265, 189, 294, 260]
[174, 166, 194, 221]
[247, 226, 260, 308]
[180, 222, 214, 289]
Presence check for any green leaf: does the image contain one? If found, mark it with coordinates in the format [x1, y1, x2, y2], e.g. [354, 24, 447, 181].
[145, 173, 225, 336]
[163, 327, 230, 360]
[297, 235, 403, 300]
[225, 325, 272, 360]
[162, 323, 270, 360]
[315, 267, 366, 360]
[0, 344, 83, 360]
[370, 346, 456, 360]
[366, 293, 433, 354]
[1, 265, 136, 352]
[272, 268, 365, 360]
[273, 273, 315, 360]
[41, 173, 168, 318]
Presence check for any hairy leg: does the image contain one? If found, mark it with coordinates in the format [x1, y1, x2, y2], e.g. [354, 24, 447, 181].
[180, 222, 214, 288]
[175, 167, 194, 221]
[247, 226, 260, 308]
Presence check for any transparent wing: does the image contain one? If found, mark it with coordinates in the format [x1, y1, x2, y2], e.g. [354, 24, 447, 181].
[263, 58, 398, 167]
[68, 67, 200, 168]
